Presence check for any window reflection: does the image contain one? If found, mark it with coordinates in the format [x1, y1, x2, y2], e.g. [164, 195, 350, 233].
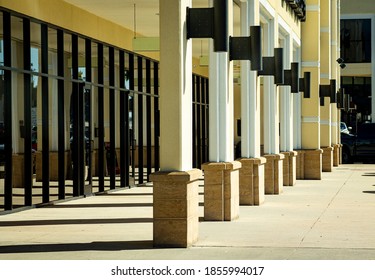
[341, 19, 372, 63]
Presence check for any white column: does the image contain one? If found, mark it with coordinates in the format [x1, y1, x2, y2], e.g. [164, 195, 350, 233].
[280, 34, 294, 152]
[320, 0, 332, 148]
[209, 0, 233, 162]
[240, 0, 260, 158]
[263, 17, 279, 155]
[159, 0, 192, 171]
[330, 0, 338, 144]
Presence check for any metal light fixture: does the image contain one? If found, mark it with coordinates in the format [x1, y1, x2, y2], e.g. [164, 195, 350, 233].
[319, 79, 337, 106]
[299, 72, 311, 98]
[229, 25, 262, 71]
[187, 0, 228, 52]
[258, 48, 284, 85]
[336, 57, 346, 69]
[282, 62, 299, 93]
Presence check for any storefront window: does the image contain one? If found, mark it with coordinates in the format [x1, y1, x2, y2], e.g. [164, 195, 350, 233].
[341, 19, 372, 63]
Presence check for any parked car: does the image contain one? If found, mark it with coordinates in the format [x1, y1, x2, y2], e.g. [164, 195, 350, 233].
[340, 122, 351, 134]
[341, 122, 375, 163]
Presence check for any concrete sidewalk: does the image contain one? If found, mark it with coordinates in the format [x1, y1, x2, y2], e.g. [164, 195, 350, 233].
[1, 164, 375, 260]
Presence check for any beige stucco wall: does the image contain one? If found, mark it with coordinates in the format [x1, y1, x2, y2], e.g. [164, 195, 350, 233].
[341, 0, 375, 14]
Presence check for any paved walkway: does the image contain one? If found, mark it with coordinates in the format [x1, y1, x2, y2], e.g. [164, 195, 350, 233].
[1, 164, 375, 260]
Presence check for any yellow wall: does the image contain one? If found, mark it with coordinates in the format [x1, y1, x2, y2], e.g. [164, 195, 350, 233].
[341, 0, 375, 14]
[266, 0, 302, 36]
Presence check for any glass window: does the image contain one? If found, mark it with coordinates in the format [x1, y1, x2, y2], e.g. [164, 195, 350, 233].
[340, 19, 372, 63]
[0, 12, 4, 144]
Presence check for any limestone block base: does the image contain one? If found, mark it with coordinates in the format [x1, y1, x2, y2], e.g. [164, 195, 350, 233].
[238, 157, 266, 205]
[264, 154, 284, 194]
[202, 161, 241, 221]
[335, 144, 343, 165]
[333, 144, 340, 167]
[295, 149, 323, 180]
[90, 150, 97, 177]
[322, 146, 333, 172]
[93, 149, 107, 176]
[150, 169, 202, 248]
[12, 154, 25, 188]
[35, 151, 71, 181]
[296, 151, 305, 180]
[281, 151, 297, 186]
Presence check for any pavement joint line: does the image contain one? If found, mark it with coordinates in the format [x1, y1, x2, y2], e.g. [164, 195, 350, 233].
[297, 170, 354, 247]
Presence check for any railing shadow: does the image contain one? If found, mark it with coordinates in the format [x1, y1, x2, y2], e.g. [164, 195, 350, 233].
[0, 217, 153, 227]
[0, 240, 154, 254]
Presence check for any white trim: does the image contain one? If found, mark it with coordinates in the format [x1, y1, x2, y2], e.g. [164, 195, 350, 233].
[302, 61, 320, 67]
[259, 0, 276, 19]
[341, 14, 375, 19]
[278, 16, 291, 36]
[320, 119, 330, 125]
[331, 40, 337, 46]
[320, 73, 329, 79]
[302, 116, 320, 123]
[306, 5, 319, 11]
[331, 122, 338, 127]
[320, 27, 329, 33]
[292, 33, 301, 47]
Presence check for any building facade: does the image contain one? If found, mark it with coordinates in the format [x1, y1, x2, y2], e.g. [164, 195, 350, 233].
[340, 0, 374, 129]
[0, 0, 342, 247]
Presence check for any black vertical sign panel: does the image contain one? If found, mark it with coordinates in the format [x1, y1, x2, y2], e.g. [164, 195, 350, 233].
[137, 56, 144, 184]
[41, 24, 50, 203]
[4, 12, 13, 210]
[23, 19, 33, 206]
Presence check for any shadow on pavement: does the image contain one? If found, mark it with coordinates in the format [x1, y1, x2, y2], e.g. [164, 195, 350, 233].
[44, 203, 153, 208]
[0, 240, 154, 254]
[363, 191, 375, 194]
[0, 218, 153, 227]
